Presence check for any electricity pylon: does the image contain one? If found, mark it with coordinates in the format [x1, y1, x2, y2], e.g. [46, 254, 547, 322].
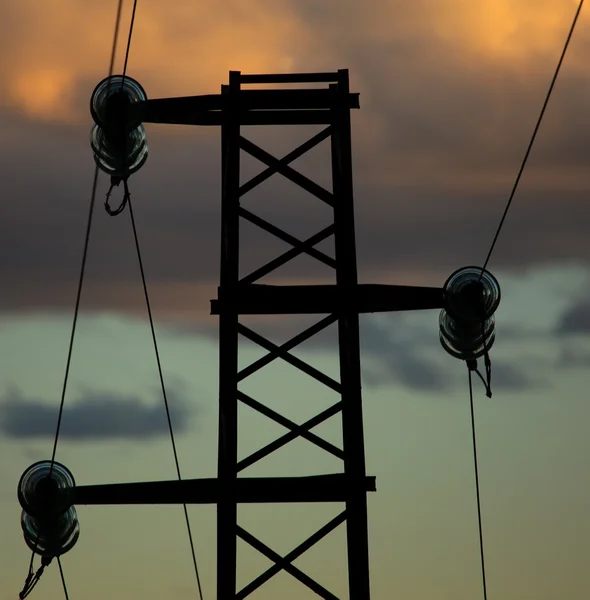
[18, 69, 448, 600]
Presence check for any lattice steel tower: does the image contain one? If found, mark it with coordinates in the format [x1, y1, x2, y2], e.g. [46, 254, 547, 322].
[211, 69, 372, 600]
[18, 68, 450, 600]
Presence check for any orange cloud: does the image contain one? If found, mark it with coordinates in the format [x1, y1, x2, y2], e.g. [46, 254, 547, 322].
[0, 0, 309, 123]
[334, 0, 589, 64]
[433, 0, 589, 66]
[11, 68, 76, 120]
[1, 0, 588, 197]
[2, 0, 587, 124]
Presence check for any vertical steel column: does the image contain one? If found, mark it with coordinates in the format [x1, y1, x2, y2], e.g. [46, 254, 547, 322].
[331, 69, 371, 600]
[216, 69, 371, 599]
[217, 71, 241, 600]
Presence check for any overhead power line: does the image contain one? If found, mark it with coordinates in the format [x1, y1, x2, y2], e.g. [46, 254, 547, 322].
[471, 6, 585, 599]
[19, 1, 132, 598]
[127, 197, 206, 600]
[481, 0, 585, 273]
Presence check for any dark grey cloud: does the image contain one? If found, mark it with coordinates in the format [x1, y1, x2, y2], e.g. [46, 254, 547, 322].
[555, 346, 590, 369]
[357, 316, 450, 391]
[164, 310, 544, 393]
[497, 324, 548, 342]
[555, 300, 590, 335]
[488, 361, 540, 392]
[0, 387, 193, 440]
[167, 311, 451, 391]
[359, 330, 541, 394]
[361, 357, 449, 392]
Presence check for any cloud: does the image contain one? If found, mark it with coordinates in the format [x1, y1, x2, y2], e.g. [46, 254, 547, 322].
[166, 311, 452, 391]
[357, 316, 450, 391]
[0, 0, 308, 123]
[162, 309, 546, 393]
[555, 300, 590, 335]
[555, 346, 590, 368]
[359, 314, 545, 393]
[0, 387, 193, 440]
[0, 0, 589, 317]
[361, 357, 449, 392]
[488, 361, 539, 392]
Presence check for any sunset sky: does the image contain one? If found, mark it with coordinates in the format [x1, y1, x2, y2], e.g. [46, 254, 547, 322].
[2, 1, 590, 599]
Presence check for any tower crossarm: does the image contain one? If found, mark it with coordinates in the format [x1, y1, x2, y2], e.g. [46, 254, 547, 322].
[211, 283, 445, 314]
[71, 474, 376, 506]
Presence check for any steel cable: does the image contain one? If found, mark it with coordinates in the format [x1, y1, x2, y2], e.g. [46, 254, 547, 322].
[19, 1, 127, 597]
[127, 197, 206, 600]
[481, 0, 585, 273]
[468, 367, 488, 600]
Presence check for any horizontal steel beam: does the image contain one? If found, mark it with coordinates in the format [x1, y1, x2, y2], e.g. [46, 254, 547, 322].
[211, 283, 444, 315]
[132, 90, 359, 127]
[240, 72, 342, 84]
[142, 108, 339, 127]
[72, 474, 376, 506]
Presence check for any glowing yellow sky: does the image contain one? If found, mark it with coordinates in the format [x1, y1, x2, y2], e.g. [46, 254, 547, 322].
[1, 0, 308, 122]
[1, 0, 587, 123]
[432, 0, 586, 63]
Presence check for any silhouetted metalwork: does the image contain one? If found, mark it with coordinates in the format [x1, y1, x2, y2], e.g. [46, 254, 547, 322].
[89, 75, 149, 178]
[18, 461, 79, 558]
[215, 68, 372, 600]
[72, 474, 376, 505]
[19, 69, 470, 600]
[440, 266, 500, 361]
[210, 283, 444, 314]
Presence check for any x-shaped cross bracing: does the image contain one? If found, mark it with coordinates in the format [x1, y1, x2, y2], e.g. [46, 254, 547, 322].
[238, 127, 336, 285]
[237, 313, 344, 472]
[234, 123, 353, 599]
[236, 510, 346, 599]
